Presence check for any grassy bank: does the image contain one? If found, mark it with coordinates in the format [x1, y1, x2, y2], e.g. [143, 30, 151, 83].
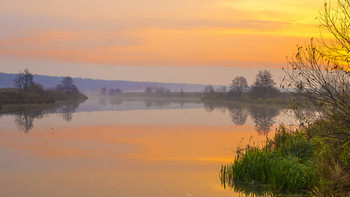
[0, 88, 87, 105]
[220, 122, 350, 196]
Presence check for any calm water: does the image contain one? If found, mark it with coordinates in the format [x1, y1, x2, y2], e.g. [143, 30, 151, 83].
[0, 97, 295, 197]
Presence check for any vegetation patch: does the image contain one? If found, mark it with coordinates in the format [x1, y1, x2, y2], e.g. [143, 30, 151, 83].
[0, 69, 87, 106]
[220, 127, 320, 195]
[220, 123, 350, 196]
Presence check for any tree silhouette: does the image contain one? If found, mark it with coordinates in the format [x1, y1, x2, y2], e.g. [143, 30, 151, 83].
[251, 70, 279, 98]
[14, 69, 33, 91]
[56, 77, 79, 95]
[230, 76, 248, 95]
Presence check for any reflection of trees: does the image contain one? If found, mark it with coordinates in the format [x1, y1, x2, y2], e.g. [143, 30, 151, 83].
[220, 175, 271, 196]
[226, 102, 248, 126]
[108, 98, 123, 105]
[58, 102, 80, 122]
[15, 113, 35, 134]
[98, 97, 107, 106]
[230, 108, 248, 125]
[180, 100, 184, 108]
[203, 101, 281, 135]
[13, 107, 46, 134]
[203, 102, 248, 125]
[144, 100, 153, 108]
[143, 99, 170, 108]
[6, 100, 85, 133]
[203, 102, 218, 112]
[248, 106, 280, 136]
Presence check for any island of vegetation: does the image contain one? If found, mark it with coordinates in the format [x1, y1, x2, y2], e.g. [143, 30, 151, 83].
[0, 69, 87, 107]
[220, 1, 350, 196]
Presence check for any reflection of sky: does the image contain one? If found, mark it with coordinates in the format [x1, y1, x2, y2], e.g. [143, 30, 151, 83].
[76, 97, 204, 112]
[0, 107, 296, 130]
[0, 99, 297, 130]
[0, 116, 268, 197]
[0, 100, 297, 196]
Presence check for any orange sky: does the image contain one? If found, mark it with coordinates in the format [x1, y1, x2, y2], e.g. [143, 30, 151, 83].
[0, 0, 324, 84]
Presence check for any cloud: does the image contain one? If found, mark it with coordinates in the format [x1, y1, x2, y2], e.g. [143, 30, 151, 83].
[0, 0, 321, 69]
[0, 26, 308, 68]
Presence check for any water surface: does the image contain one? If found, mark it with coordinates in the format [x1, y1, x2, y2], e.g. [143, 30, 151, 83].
[0, 97, 294, 197]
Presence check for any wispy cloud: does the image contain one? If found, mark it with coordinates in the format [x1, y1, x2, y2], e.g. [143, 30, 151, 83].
[0, 0, 321, 69]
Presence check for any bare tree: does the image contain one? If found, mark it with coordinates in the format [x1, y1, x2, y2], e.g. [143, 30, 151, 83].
[318, 0, 350, 70]
[56, 76, 79, 95]
[283, 0, 350, 144]
[284, 1, 350, 126]
[14, 68, 33, 90]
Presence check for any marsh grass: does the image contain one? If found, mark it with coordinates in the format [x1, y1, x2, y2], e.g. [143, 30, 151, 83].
[220, 126, 320, 195]
[220, 123, 350, 195]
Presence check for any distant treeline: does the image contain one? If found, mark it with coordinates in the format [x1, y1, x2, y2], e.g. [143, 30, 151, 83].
[96, 70, 289, 103]
[0, 72, 209, 92]
[202, 70, 290, 103]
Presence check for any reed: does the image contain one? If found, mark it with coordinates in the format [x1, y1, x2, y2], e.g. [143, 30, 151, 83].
[220, 126, 320, 194]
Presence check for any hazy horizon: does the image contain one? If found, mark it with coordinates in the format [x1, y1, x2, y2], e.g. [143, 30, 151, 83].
[0, 62, 285, 86]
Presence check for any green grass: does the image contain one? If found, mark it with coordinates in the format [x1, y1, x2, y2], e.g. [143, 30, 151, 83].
[220, 123, 350, 196]
[220, 126, 320, 195]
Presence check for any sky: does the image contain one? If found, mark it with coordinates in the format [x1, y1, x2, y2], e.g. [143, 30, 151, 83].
[0, 0, 324, 85]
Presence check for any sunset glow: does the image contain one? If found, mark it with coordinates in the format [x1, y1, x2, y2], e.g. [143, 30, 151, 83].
[0, 0, 324, 83]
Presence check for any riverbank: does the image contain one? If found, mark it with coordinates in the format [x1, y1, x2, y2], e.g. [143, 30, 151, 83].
[0, 88, 88, 106]
[220, 120, 350, 196]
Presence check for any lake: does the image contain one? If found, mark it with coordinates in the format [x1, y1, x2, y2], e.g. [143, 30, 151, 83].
[0, 97, 296, 197]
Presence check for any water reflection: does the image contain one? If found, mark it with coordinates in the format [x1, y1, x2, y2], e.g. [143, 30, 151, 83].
[0, 98, 292, 197]
[58, 102, 81, 122]
[95, 96, 201, 109]
[221, 176, 271, 197]
[203, 101, 281, 135]
[248, 105, 280, 136]
[1, 100, 85, 133]
[1, 98, 284, 135]
[10, 105, 58, 133]
[15, 112, 36, 133]
[230, 108, 248, 126]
